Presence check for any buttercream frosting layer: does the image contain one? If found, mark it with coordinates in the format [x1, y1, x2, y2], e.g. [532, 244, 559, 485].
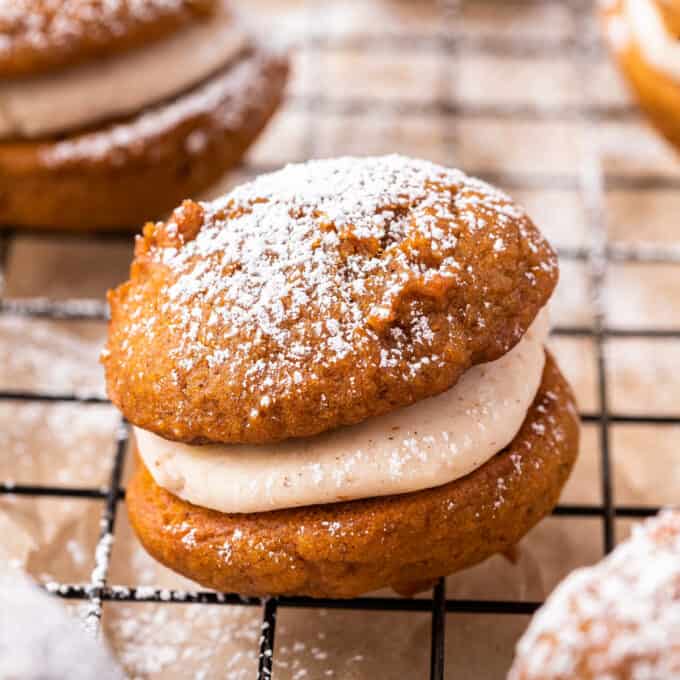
[0, 4, 247, 140]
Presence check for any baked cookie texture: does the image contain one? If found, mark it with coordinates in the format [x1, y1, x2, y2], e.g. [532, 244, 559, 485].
[127, 353, 580, 598]
[602, 0, 680, 153]
[509, 509, 680, 680]
[0, 51, 288, 230]
[657, 0, 680, 35]
[0, 1, 288, 230]
[114, 156, 578, 598]
[104, 156, 559, 444]
[0, 0, 218, 77]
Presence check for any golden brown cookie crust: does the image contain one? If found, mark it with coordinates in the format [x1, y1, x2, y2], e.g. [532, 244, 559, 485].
[126, 352, 580, 598]
[656, 0, 680, 37]
[0, 48, 288, 230]
[602, 0, 680, 153]
[0, 0, 218, 78]
[104, 156, 558, 445]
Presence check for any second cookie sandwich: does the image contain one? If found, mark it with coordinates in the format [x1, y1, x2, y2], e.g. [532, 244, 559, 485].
[0, 0, 288, 230]
[602, 0, 680, 153]
[103, 155, 580, 597]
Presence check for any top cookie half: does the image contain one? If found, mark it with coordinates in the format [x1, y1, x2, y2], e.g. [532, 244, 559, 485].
[104, 155, 559, 445]
[0, 0, 217, 78]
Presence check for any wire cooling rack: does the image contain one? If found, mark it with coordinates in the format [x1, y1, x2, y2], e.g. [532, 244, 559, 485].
[1, 0, 678, 677]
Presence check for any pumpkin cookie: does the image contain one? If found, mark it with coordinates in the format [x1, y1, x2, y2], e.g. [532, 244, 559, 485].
[108, 156, 579, 597]
[0, 0, 288, 230]
[602, 0, 680, 153]
[656, 0, 680, 36]
[104, 155, 558, 444]
[509, 509, 680, 680]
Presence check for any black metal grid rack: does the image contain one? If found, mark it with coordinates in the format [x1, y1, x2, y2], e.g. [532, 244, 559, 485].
[0, 0, 678, 677]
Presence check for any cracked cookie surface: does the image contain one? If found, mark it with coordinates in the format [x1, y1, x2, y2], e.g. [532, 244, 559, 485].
[104, 155, 559, 444]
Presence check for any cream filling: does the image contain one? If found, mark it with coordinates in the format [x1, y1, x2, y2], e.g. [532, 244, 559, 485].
[625, 0, 680, 82]
[135, 309, 550, 514]
[0, 5, 248, 140]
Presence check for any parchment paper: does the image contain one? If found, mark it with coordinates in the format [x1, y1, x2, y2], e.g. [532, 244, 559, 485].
[1, 0, 679, 678]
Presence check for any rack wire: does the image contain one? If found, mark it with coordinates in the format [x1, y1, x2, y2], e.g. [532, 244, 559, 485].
[0, 0, 676, 677]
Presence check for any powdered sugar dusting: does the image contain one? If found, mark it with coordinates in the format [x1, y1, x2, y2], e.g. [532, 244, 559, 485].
[106, 599, 260, 678]
[0, 570, 124, 679]
[606, 12, 630, 51]
[108, 155, 556, 442]
[0, 0, 192, 73]
[510, 509, 680, 680]
[162, 155, 519, 369]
